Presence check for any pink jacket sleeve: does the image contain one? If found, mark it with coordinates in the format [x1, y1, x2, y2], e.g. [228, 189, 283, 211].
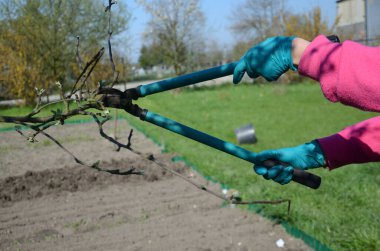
[317, 117, 380, 169]
[299, 35, 380, 112]
[298, 35, 380, 169]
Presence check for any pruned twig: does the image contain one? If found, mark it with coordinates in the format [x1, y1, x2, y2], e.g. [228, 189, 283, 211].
[68, 47, 105, 98]
[75, 36, 84, 71]
[105, 0, 120, 86]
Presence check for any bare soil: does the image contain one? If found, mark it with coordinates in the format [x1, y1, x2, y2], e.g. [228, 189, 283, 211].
[0, 120, 310, 251]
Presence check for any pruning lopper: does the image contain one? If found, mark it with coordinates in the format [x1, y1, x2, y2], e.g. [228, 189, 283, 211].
[99, 63, 323, 189]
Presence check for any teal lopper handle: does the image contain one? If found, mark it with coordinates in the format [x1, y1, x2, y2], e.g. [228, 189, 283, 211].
[142, 111, 321, 189]
[138, 62, 238, 97]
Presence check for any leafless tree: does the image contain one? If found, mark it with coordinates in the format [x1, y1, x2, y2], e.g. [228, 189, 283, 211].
[231, 0, 288, 41]
[137, 0, 205, 75]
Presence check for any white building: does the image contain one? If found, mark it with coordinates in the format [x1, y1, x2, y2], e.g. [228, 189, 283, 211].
[336, 0, 380, 44]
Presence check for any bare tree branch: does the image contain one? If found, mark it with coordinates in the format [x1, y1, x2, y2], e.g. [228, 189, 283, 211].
[68, 47, 105, 98]
[75, 36, 84, 71]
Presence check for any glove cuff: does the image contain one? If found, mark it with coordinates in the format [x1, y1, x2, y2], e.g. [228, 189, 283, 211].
[307, 140, 326, 167]
[287, 36, 298, 71]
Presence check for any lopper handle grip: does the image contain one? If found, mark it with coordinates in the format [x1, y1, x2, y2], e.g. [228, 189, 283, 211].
[263, 159, 321, 189]
[137, 61, 238, 97]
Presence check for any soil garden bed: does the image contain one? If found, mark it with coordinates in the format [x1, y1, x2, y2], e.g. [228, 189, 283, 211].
[0, 120, 309, 250]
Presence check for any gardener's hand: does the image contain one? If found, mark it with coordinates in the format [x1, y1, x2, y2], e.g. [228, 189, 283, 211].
[253, 140, 325, 185]
[233, 36, 298, 84]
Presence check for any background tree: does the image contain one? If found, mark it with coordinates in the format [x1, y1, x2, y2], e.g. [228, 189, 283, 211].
[283, 7, 339, 41]
[139, 43, 165, 70]
[0, 0, 130, 104]
[231, 0, 337, 44]
[204, 41, 225, 67]
[231, 1, 338, 82]
[231, 0, 288, 42]
[0, 28, 40, 102]
[230, 41, 252, 63]
[137, 0, 205, 75]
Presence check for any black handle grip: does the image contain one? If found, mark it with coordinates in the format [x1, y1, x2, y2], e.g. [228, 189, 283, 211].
[263, 160, 321, 189]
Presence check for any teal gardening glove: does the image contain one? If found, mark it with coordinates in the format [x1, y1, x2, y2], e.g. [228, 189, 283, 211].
[254, 140, 326, 185]
[233, 36, 297, 84]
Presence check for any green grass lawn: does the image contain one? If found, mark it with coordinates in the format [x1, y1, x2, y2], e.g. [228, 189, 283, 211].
[124, 82, 380, 251]
[1, 82, 379, 250]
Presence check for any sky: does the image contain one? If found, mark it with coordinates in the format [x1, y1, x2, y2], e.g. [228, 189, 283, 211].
[121, 0, 337, 63]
